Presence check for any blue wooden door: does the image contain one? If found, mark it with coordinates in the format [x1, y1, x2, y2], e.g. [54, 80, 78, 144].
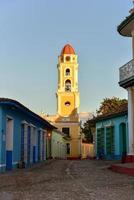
[27, 126, 31, 165]
[33, 146, 36, 163]
[21, 124, 25, 162]
[38, 131, 41, 161]
[42, 132, 44, 160]
[6, 151, 12, 170]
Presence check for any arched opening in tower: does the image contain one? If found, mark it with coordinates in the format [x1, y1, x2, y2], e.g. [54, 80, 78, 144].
[65, 68, 70, 76]
[65, 79, 71, 92]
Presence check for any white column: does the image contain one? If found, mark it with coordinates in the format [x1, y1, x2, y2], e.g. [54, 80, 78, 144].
[127, 87, 134, 155]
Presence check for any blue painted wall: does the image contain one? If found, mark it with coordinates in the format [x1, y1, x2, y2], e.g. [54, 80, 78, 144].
[0, 104, 47, 172]
[96, 114, 128, 160]
[0, 107, 2, 166]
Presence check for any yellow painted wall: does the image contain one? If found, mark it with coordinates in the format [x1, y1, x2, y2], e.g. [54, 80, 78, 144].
[81, 143, 95, 159]
[55, 122, 81, 158]
[59, 93, 75, 116]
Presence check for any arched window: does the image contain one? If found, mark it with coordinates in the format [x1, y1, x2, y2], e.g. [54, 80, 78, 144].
[66, 68, 70, 76]
[65, 79, 71, 92]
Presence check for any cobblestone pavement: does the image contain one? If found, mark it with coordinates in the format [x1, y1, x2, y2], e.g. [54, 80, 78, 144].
[0, 160, 134, 200]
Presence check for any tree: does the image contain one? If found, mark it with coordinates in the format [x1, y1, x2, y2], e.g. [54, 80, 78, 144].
[81, 119, 95, 143]
[96, 97, 127, 116]
[81, 97, 127, 143]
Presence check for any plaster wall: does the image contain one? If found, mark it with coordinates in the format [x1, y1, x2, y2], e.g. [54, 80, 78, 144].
[96, 114, 128, 159]
[0, 105, 47, 172]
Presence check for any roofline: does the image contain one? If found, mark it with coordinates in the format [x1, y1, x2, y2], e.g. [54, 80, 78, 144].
[117, 12, 134, 36]
[0, 98, 56, 130]
[119, 75, 134, 89]
[53, 129, 65, 136]
[90, 110, 128, 123]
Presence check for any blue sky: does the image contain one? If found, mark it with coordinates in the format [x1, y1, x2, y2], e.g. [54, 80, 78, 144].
[0, 0, 132, 114]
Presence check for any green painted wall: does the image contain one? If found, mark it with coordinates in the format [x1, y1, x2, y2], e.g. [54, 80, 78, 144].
[51, 130, 66, 159]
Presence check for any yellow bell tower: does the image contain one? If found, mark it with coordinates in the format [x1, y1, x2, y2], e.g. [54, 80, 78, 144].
[57, 44, 80, 117]
[56, 44, 81, 159]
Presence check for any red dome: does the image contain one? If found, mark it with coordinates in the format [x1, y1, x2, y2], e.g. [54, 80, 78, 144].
[61, 44, 75, 55]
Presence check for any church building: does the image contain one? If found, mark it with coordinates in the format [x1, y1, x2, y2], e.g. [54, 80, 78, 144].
[44, 44, 81, 159]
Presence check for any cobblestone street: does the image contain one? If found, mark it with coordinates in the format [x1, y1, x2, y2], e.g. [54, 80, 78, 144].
[0, 160, 134, 200]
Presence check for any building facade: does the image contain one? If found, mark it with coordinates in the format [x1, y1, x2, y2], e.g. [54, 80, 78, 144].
[46, 129, 67, 160]
[93, 107, 128, 160]
[118, 8, 134, 162]
[0, 98, 55, 172]
[43, 44, 81, 159]
[81, 143, 95, 159]
[51, 130, 67, 159]
[55, 44, 81, 159]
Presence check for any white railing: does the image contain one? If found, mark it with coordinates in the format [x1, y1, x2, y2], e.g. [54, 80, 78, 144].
[119, 59, 134, 82]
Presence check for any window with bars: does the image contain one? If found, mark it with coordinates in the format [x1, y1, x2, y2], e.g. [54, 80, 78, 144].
[62, 127, 70, 137]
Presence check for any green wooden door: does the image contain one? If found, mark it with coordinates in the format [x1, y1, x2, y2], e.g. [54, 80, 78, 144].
[120, 123, 127, 155]
[106, 126, 114, 156]
[97, 128, 104, 157]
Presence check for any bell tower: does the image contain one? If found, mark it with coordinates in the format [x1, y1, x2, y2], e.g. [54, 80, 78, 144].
[57, 44, 80, 118]
[56, 44, 81, 159]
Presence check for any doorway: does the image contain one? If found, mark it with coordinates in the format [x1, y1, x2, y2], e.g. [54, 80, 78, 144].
[27, 126, 31, 165]
[119, 123, 127, 155]
[20, 124, 25, 163]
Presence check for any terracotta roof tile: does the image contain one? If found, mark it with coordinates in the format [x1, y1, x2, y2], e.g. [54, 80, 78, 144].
[61, 44, 75, 55]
